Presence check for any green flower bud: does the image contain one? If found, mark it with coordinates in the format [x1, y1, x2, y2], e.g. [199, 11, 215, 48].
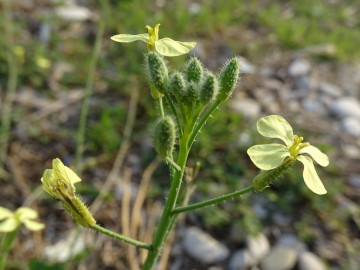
[181, 82, 199, 106]
[154, 116, 176, 159]
[253, 158, 295, 192]
[200, 72, 218, 104]
[62, 196, 96, 227]
[217, 57, 240, 101]
[185, 57, 203, 84]
[170, 72, 186, 96]
[147, 51, 169, 94]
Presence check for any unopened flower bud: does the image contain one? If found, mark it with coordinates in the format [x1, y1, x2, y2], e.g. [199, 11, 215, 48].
[62, 197, 96, 227]
[185, 57, 203, 84]
[200, 72, 218, 104]
[147, 51, 168, 94]
[170, 72, 186, 96]
[217, 57, 240, 102]
[154, 116, 176, 159]
[181, 82, 199, 106]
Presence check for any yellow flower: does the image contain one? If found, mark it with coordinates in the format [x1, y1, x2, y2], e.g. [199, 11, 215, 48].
[41, 158, 96, 227]
[0, 206, 44, 232]
[111, 24, 196, 57]
[41, 158, 81, 200]
[247, 115, 329, 195]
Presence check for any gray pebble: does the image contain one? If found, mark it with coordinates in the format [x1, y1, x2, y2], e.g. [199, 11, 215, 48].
[260, 245, 297, 270]
[330, 97, 360, 118]
[318, 81, 342, 98]
[247, 233, 270, 262]
[340, 117, 360, 137]
[229, 249, 255, 270]
[278, 234, 307, 254]
[298, 251, 326, 270]
[230, 98, 261, 118]
[349, 174, 360, 189]
[288, 59, 311, 77]
[183, 227, 229, 264]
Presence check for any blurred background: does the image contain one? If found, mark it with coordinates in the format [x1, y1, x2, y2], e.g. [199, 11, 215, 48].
[0, 0, 359, 269]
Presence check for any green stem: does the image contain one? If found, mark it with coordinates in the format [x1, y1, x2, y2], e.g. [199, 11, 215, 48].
[0, 0, 18, 170]
[75, 20, 105, 173]
[188, 99, 222, 149]
[0, 229, 19, 270]
[142, 135, 190, 269]
[172, 185, 254, 215]
[157, 98, 165, 117]
[91, 224, 151, 250]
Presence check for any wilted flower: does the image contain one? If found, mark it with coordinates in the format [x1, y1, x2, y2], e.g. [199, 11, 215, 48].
[41, 158, 81, 200]
[0, 206, 44, 232]
[247, 115, 329, 195]
[41, 158, 96, 227]
[111, 23, 196, 57]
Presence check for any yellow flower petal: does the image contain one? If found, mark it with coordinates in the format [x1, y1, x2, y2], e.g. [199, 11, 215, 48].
[0, 216, 18, 232]
[155, 38, 196, 57]
[52, 158, 81, 186]
[110, 33, 149, 43]
[0, 206, 13, 219]
[16, 207, 38, 221]
[22, 219, 45, 231]
[300, 145, 329, 167]
[247, 144, 290, 170]
[257, 115, 294, 147]
[297, 155, 327, 195]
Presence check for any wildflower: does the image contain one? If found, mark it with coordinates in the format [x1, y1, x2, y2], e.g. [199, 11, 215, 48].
[247, 115, 329, 195]
[41, 158, 81, 200]
[111, 23, 196, 57]
[41, 158, 96, 227]
[0, 206, 44, 232]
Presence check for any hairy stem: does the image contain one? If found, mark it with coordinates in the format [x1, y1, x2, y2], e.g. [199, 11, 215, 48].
[172, 185, 254, 214]
[91, 224, 151, 250]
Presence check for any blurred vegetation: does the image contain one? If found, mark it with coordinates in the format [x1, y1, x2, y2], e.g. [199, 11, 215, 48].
[0, 0, 358, 268]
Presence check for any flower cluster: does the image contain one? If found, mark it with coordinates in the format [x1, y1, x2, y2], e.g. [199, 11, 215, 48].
[247, 115, 329, 195]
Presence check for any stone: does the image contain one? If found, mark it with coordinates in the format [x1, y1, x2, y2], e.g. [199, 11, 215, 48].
[340, 117, 360, 137]
[55, 6, 93, 21]
[247, 233, 270, 262]
[348, 174, 360, 189]
[298, 251, 326, 270]
[330, 97, 360, 118]
[229, 249, 255, 270]
[288, 59, 311, 77]
[302, 99, 326, 114]
[278, 234, 306, 254]
[183, 227, 229, 264]
[238, 56, 256, 74]
[260, 245, 297, 270]
[318, 81, 342, 98]
[44, 230, 86, 262]
[229, 98, 261, 118]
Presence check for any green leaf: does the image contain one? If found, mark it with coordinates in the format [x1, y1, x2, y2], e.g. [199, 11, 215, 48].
[247, 144, 290, 170]
[155, 38, 196, 57]
[111, 33, 149, 43]
[297, 155, 327, 195]
[257, 115, 294, 147]
[300, 145, 329, 167]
